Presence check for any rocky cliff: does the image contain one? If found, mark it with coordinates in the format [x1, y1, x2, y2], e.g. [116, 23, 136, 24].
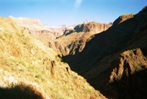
[55, 22, 111, 56]
[62, 7, 147, 72]
[74, 22, 112, 33]
[63, 21, 111, 35]
[60, 6, 147, 99]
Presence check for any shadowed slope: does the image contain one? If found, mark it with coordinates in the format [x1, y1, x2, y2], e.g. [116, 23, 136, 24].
[0, 84, 45, 99]
[62, 7, 147, 73]
[60, 6, 147, 99]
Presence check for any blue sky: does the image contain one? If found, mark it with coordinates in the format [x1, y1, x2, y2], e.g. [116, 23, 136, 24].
[0, 0, 146, 26]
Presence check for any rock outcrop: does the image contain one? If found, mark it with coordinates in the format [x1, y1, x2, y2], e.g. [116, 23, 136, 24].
[74, 22, 112, 33]
[55, 22, 111, 56]
[63, 21, 112, 36]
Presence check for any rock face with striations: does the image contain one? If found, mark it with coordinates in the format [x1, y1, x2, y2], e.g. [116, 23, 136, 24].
[64, 21, 112, 35]
[74, 21, 112, 33]
[61, 6, 147, 99]
[55, 22, 111, 56]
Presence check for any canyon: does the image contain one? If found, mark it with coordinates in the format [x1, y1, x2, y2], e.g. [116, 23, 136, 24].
[0, 6, 147, 99]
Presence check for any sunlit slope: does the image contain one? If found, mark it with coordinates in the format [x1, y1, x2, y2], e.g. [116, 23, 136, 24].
[0, 17, 106, 99]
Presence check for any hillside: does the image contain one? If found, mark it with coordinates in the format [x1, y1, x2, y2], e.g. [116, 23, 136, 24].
[0, 17, 106, 99]
[59, 6, 147, 99]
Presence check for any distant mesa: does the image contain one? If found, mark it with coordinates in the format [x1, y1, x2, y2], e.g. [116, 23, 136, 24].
[9, 16, 42, 27]
[63, 21, 112, 36]
[9, 16, 65, 40]
[74, 21, 112, 33]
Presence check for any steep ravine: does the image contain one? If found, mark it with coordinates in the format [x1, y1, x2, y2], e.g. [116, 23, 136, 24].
[59, 6, 147, 99]
[61, 7, 147, 73]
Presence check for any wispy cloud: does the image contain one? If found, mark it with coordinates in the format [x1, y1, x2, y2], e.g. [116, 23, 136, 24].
[75, 0, 83, 8]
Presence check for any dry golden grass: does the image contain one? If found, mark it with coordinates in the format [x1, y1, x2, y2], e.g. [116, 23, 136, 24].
[0, 17, 106, 99]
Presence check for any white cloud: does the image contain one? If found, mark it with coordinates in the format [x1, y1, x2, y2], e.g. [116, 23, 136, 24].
[75, 0, 83, 8]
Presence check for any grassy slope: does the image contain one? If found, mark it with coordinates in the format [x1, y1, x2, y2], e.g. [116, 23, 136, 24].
[0, 17, 105, 99]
